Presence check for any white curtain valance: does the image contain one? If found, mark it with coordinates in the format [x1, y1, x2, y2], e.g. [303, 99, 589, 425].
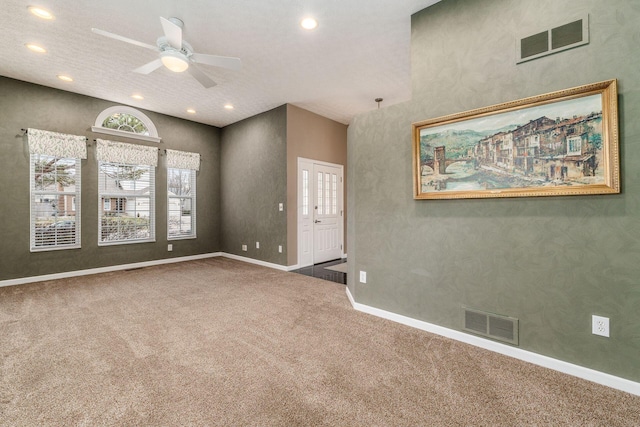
[166, 149, 200, 171]
[27, 128, 87, 159]
[96, 139, 158, 167]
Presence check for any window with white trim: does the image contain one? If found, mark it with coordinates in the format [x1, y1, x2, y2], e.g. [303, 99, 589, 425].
[302, 169, 309, 216]
[97, 139, 158, 245]
[317, 172, 323, 215]
[92, 106, 161, 143]
[28, 128, 86, 251]
[166, 149, 199, 240]
[102, 113, 149, 135]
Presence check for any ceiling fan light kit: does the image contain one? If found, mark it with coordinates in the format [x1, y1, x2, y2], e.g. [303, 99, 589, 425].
[160, 50, 189, 73]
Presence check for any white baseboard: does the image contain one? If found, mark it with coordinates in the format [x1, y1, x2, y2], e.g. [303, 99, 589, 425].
[220, 252, 297, 271]
[345, 287, 640, 397]
[0, 253, 222, 288]
[0, 252, 302, 288]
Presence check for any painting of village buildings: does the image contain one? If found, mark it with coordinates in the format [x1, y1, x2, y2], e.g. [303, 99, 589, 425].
[418, 93, 605, 194]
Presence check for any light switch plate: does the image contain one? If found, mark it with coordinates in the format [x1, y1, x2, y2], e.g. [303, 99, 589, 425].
[359, 271, 367, 283]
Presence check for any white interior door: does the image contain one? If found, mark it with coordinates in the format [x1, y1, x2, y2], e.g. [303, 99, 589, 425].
[298, 158, 343, 267]
[313, 163, 342, 264]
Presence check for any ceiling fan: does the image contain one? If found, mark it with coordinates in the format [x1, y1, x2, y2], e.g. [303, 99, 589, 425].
[91, 17, 241, 88]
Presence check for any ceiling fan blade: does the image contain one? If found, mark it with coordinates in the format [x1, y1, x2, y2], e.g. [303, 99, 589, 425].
[191, 53, 242, 71]
[91, 28, 157, 51]
[133, 58, 163, 75]
[188, 64, 217, 88]
[160, 17, 183, 48]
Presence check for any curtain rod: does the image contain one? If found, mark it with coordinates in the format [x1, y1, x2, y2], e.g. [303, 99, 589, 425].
[22, 128, 88, 141]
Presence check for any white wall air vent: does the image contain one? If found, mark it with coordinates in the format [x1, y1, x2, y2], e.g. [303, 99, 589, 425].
[517, 14, 589, 64]
[463, 307, 519, 345]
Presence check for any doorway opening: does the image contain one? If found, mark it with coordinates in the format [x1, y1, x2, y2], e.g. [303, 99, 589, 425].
[297, 158, 344, 269]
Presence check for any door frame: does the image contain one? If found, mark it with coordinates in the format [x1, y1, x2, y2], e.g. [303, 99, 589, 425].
[297, 157, 344, 268]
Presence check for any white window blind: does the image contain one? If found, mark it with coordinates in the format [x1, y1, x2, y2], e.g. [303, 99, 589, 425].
[28, 128, 86, 251]
[167, 149, 199, 240]
[97, 139, 157, 245]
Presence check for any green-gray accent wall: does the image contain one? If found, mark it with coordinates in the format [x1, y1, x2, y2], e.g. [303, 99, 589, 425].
[220, 105, 288, 265]
[0, 77, 221, 281]
[347, 0, 640, 382]
[220, 105, 348, 267]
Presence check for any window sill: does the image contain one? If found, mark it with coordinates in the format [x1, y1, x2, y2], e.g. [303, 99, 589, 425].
[30, 244, 81, 252]
[98, 238, 156, 247]
[168, 235, 197, 241]
[91, 126, 161, 143]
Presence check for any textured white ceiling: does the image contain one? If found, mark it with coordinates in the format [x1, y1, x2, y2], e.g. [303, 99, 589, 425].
[1, 0, 440, 128]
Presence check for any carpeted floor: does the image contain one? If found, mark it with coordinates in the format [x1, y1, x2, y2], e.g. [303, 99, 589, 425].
[1, 257, 639, 426]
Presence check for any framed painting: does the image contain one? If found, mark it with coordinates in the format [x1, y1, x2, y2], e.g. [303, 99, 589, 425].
[412, 80, 619, 199]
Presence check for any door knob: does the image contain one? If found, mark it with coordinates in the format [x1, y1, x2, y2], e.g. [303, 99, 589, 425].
[314, 220, 321, 223]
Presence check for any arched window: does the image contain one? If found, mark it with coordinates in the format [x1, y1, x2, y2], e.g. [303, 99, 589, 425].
[92, 106, 161, 143]
[102, 112, 149, 134]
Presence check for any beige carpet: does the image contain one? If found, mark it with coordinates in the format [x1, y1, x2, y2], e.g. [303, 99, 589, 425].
[1, 257, 639, 426]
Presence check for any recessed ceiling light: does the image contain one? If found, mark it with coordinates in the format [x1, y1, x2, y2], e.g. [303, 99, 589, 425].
[57, 75, 73, 82]
[187, 109, 196, 114]
[300, 17, 318, 30]
[131, 94, 144, 100]
[25, 43, 46, 53]
[224, 104, 234, 110]
[28, 6, 55, 20]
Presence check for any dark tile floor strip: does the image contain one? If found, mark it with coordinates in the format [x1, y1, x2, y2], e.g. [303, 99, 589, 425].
[291, 259, 346, 284]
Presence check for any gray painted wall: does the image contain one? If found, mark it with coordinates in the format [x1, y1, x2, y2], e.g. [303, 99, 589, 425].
[0, 77, 222, 281]
[220, 105, 288, 264]
[348, 0, 640, 382]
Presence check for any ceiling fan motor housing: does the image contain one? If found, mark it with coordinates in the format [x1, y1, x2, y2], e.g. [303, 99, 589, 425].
[157, 37, 193, 59]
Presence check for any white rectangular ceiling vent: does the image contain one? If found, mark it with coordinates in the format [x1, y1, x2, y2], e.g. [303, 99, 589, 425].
[516, 14, 589, 64]
[463, 307, 519, 346]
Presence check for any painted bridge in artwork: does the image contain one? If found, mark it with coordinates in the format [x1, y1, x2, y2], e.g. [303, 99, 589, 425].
[422, 146, 472, 174]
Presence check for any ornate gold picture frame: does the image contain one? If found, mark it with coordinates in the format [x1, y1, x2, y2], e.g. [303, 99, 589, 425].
[412, 80, 620, 199]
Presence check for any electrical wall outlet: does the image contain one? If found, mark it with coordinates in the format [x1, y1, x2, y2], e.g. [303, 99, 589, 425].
[592, 315, 610, 337]
[278, 245, 283, 253]
[256, 242, 260, 249]
[279, 203, 284, 211]
[359, 271, 367, 283]
[242, 244, 247, 252]
[167, 244, 173, 252]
